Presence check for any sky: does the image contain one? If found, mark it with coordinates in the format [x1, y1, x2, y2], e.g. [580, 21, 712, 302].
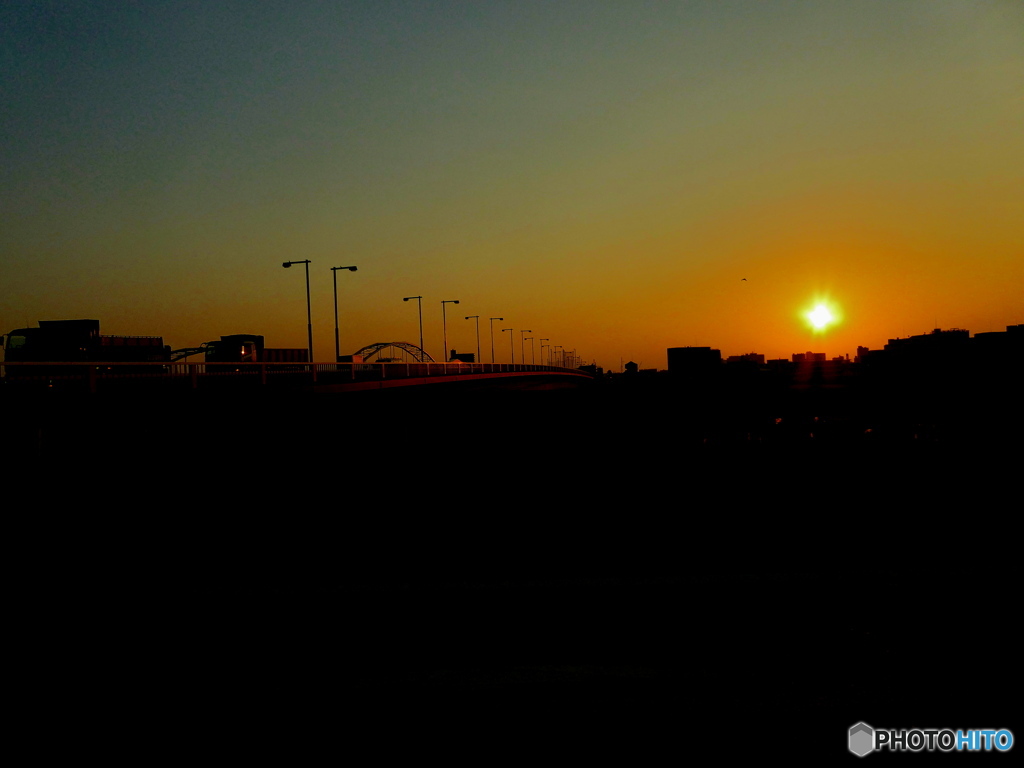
[2, 0, 1021, 369]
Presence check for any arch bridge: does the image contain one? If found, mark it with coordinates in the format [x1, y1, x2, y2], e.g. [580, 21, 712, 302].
[352, 342, 435, 363]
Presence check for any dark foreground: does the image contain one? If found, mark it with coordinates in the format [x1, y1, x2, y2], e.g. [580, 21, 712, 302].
[10, 384, 1019, 759]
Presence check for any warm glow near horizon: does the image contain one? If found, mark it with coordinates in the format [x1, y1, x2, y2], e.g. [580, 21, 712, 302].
[2, 2, 1022, 369]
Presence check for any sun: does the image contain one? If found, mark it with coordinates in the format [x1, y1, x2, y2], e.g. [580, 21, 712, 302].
[808, 304, 833, 329]
[803, 298, 842, 333]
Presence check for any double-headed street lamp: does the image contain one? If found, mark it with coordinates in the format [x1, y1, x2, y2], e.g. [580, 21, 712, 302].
[282, 260, 313, 363]
[441, 300, 460, 362]
[465, 315, 481, 363]
[403, 296, 424, 357]
[331, 266, 357, 361]
[489, 318, 504, 364]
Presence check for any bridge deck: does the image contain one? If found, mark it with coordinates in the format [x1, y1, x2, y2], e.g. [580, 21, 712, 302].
[0, 360, 592, 393]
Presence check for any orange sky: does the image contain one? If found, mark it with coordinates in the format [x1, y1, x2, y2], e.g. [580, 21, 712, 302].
[3, 1, 1021, 368]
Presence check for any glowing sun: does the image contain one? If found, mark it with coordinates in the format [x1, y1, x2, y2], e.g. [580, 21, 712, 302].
[808, 304, 834, 330]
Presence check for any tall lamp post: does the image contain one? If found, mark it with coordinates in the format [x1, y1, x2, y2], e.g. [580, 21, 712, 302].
[403, 296, 424, 357]
[489, 318, 504, 364]
[525, 336, 535, 365]
[540, 338, 549, 366]
[282, 260, 313, 363]
[441, 300, 460, 362]
[502, 328, 514, 365]
[465, 315, 481, 364]
[520, 330, 532, 366]
[331, 265, 357, 361]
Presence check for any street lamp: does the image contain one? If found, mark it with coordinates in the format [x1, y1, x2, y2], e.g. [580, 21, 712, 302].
[540, 339, 549, 366]
[465, 315, 481, 364]
[331, 266, 357, 361]
[489, 318, 504, 364]
[442, 300, 460, 362]
[525, 336, 535, 365]
[502, 328, 514, 365]
[282, 260, 313, 363]
[520, 330, 532, 366]
[403, 296, 424, 357]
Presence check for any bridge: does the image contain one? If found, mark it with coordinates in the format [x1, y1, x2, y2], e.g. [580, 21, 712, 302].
[352, 341, 437, 363]
[0, 360, 593, 394]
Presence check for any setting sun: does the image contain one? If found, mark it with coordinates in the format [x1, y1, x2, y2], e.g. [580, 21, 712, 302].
[809, 305, 833, 329]
[804, 299, 842, 333]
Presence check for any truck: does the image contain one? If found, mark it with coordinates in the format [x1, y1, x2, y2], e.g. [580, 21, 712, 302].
[2, 322, 311, 390]
[2, 319, 170, 380]
[202, 334, 309, 364]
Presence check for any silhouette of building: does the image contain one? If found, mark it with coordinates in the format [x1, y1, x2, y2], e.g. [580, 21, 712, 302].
[885, 328, 970, 359]
[667, 347, 721, 376]
[972, 324, 1023, 358]
[792, 351, 826, 363]
[725, 352, 765, 366]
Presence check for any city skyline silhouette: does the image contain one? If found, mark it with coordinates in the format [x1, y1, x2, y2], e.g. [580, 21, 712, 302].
[4, 2, 1019, 758]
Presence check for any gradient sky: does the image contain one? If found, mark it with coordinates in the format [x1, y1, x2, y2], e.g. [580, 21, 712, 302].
[3, 0, 1021, 368]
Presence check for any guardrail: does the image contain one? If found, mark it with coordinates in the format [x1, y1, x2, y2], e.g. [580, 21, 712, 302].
[0, 360, 591, 393]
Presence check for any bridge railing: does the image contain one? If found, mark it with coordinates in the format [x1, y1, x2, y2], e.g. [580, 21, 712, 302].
[0, 360, 590, 392]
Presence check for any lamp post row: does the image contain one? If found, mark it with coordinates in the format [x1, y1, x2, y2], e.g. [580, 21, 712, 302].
[281, 262, 576, 366]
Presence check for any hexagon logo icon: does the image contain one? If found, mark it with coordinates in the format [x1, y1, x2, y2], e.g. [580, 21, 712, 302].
[849, 722, 875, 757]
